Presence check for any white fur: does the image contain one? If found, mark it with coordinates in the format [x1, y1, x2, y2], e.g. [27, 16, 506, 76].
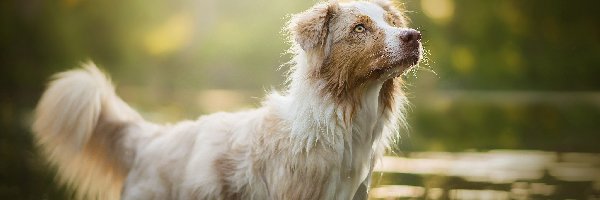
[33, 1, 411, 199]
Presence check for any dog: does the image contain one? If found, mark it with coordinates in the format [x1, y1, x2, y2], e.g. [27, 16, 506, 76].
[33, 0, 422, 199]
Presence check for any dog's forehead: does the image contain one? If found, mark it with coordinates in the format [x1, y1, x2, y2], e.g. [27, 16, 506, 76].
[341, 1, 388, 25]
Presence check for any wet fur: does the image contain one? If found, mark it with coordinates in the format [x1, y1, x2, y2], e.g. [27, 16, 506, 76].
[33, 0, 421, 199]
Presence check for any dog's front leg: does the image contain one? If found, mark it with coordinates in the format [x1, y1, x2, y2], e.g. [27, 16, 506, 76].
[352, 167, 373, 200]
[352, 183, 368, 200]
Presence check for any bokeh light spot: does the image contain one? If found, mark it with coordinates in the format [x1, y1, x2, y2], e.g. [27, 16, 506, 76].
[143, 14, 193, 55]
[451, 46, 475, 74]
[421, 0, 455, 24]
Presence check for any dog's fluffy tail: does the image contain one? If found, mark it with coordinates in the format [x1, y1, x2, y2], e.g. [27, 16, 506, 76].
[33, 62, 143, 199]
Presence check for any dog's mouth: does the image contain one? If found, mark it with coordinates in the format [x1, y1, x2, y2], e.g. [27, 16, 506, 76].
[375, 47, 422, 81]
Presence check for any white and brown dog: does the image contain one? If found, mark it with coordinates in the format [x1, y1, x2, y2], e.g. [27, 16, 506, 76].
[33, 0, 422, 199]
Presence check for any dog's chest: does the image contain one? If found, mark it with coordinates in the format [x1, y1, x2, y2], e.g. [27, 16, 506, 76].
[335, 83, 387, 198]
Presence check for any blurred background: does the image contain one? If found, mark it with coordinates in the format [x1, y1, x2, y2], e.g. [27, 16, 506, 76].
[1, 0, 599, 199]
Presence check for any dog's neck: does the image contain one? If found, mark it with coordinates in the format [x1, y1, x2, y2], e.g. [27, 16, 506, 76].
[263, 53, 406, 196]
[269, 53, 405, 155]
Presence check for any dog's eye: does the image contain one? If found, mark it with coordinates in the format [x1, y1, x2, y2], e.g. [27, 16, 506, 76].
[354, 24, 366, 33]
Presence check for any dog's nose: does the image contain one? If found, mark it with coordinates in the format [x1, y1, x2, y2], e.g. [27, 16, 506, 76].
[400, 29, 422, 43]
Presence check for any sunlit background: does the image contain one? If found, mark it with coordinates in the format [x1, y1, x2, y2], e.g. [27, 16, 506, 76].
[1, 0, 599, 199]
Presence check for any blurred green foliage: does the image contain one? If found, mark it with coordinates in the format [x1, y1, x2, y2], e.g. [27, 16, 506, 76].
[0, 0, 599, 199]
[402, 0, 600, 153]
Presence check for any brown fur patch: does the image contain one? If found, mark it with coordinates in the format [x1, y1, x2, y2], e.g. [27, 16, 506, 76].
[379, 78, 402, 111]
[307, 5, 407, 119]
[87, 112, 129, 184]
[214, 148, 246, 200]
[270, 149, 336, 200]
[289, 2, 340, 51]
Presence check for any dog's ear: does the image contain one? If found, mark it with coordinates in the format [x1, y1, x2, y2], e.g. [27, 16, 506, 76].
[289, 2, 339, 51]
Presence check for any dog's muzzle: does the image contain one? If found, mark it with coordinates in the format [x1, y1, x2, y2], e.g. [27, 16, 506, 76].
[400, 29, 422, 45]
[400, 29, 422, 66]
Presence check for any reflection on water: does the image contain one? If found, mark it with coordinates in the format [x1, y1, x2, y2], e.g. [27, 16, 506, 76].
[370, 150, 600, 199]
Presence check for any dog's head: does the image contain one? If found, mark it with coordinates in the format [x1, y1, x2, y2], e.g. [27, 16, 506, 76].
[288, 0, 421, 105]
